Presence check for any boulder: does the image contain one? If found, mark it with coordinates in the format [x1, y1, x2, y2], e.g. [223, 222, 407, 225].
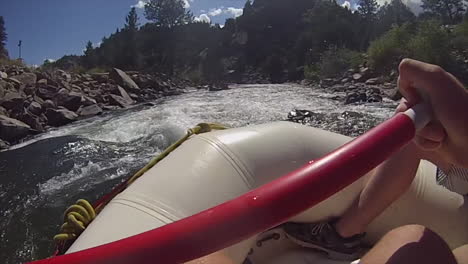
[367, 94, 383, 103]
[10, 72, 37, 87]
[0, 71, 7, 79]
[352, 73, 364, 82]
[320, 78, 335, 87]
[0, 115, 31, 142]
[345, 92, 367, 105]
[0, 106, 7, 116]
[108, 94, 131, 108]
[37, 85, 59, 100]
[0, 139, 9, 150]
[390, 89, 402, 101]
[43, 99, 56, 109]
[111, 85, 134, 104]
[341, 78, 350, 84]
[365, 78, 382, 85]
[56, 88, 83, 111]
[17, 111, 44, 132]
[77, 104, 103, 117]
[37, 79, 48, 86]
[81, 96, 97, 106]
[1, 91, 25, 110]
[27, 101, 43, 115]
[109, 68, 140, 91]
[46, 108, 78, 126]
[55, 69, 72, 82]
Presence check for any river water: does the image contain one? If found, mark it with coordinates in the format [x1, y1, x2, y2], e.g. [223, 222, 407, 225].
[0, 84, 397, 263]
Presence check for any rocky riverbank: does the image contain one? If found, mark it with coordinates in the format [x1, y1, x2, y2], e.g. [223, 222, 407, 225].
[0, 66, 192, 149]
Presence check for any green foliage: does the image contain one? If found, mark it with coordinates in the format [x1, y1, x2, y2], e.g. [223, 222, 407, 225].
[0, 58, 25, 67]
[376, 0, 415, 36]
[125, 7, 140, 31]
[368, 23, 413, 70]
[0, 16, 8, 58]
[144, 0, 192, 28]
[305, 47, 363, 80]
[407, 20, 452, 67]
[453, 19, 468, 51]
[421, 0, 465, 24]
[358, 0, 379, 21]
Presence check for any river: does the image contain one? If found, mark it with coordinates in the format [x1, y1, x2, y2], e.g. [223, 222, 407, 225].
[0, 84, 397, 263]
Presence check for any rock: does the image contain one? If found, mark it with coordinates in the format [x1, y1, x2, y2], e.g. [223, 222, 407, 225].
[0, 139, 9, 150]
[0, 115, 31, 142]
[6, 77, 22, 88]
[43, 100, 56, 109]
[37, 85, 59, 100]
[111, 85, 134, 104]
[345, 92, 367, 104]
[109, 68, 140, 91]
[108, 94, 131, 108]
[56, 88, 83, 111]
[0, 106, 7, 116]
[1, 91, 25, 110]
[208, 83, 229, 91]
[367, 94, 383, 103]
[365, 78, 382, 85]
[37, 79, 48, 87]
[0, 71, 7, 79]
[320, 78, 335, 87]
[77, 104, 103, 117]
[27, 101, 43, 115]
[352, 73, 364, 82]
[288, 109, 313, 123]
[10, 72, 37, 86]
[341, 78, 350, 84]
[18, 111, 44, 132]
[81, 96, 97, 106]
[91, 73, 109, 83]
[46, 108, 78, 126]
[55, 69, 72, 82]
[102, 105, 121, 111]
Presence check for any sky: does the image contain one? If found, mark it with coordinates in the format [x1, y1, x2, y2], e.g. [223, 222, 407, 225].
[0, 0, 423, 66]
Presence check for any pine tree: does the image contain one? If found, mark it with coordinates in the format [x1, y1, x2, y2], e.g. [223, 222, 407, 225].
[0, 16, 8, 58]
[125, 7, 140, 31]
[422, 0, 465, 24]
[84, 41, 93, 56]
[144, 0, 192, 28]
[358, 0, 379, 21]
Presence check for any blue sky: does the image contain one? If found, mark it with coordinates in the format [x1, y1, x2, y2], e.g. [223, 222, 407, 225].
[0, 0, 422, 66]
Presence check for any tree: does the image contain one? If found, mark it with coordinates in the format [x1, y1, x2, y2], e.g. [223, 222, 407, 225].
[358, 0, 379, 21]
[376, 0, 415, 36]
[83, 41, 95, 68]
[422, 0, 465, 24]
[0, 16, 8, 58]
[144, 0, 192, 28]
[84, 41, 93, 56]
[125, 7, 140, 31]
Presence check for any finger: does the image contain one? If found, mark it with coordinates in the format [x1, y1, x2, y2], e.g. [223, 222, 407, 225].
[397, 74, 421, 107]
[417, 122, 446, 143]
[395, 98, 410, 114]
[413, 135, 441, 151]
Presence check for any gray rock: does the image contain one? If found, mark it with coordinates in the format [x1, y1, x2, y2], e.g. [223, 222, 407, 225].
[108, 94, 131, 108]
[17, 111, 44, 132]
[109, 68, 140, 91]
[0, 106, 7, 116]
[81, 96, 97, 106]
[56, 88, 83, 111]
[345, 92, 367, 105]
[27, 101, 43, 115]
[0, 139, 9, 150]
[352, 73, 363, 82]
[0, 71, 7, 79]
[341, 78, 350, 84]
[1, 91, 25, 110]
[111, 85, 134, 104]
[77, 104, 103, 117]
[365, 78, 382, 85]
[390, 89, 402, 101]
[0, 115, 31, 142]
[46, 108, 78, 126]
[10, 72, 37, 86]
[43, 100, 56, 109]
[55, 69, 72, 82]
[37, 79, 48, 87]
[37, 85, 59, 100]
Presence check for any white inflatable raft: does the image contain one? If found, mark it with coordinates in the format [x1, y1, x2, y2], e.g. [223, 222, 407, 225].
[66, 122, 468, 263]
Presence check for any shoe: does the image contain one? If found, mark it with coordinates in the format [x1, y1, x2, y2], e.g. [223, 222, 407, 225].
[283, 220, 365, 260]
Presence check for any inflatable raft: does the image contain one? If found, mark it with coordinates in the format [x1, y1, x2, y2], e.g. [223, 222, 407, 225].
[30, 109, 468, 264]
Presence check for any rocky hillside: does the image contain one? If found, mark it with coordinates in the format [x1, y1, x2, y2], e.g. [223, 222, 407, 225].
[0, 66, 192, 149]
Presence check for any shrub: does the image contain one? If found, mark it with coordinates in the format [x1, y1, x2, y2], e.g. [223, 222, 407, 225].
[452, 20, 468, 52]
[407, 20, 453, 68]
[305, 47, 363, 80]
[367, 23, 413, 71]
[0, 57, 26, 67]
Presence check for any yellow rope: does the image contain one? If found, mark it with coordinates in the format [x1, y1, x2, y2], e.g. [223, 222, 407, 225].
[53, 123, 227, 243]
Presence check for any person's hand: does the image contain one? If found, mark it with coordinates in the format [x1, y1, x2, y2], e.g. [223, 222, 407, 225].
[396, 58, 468, 167]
